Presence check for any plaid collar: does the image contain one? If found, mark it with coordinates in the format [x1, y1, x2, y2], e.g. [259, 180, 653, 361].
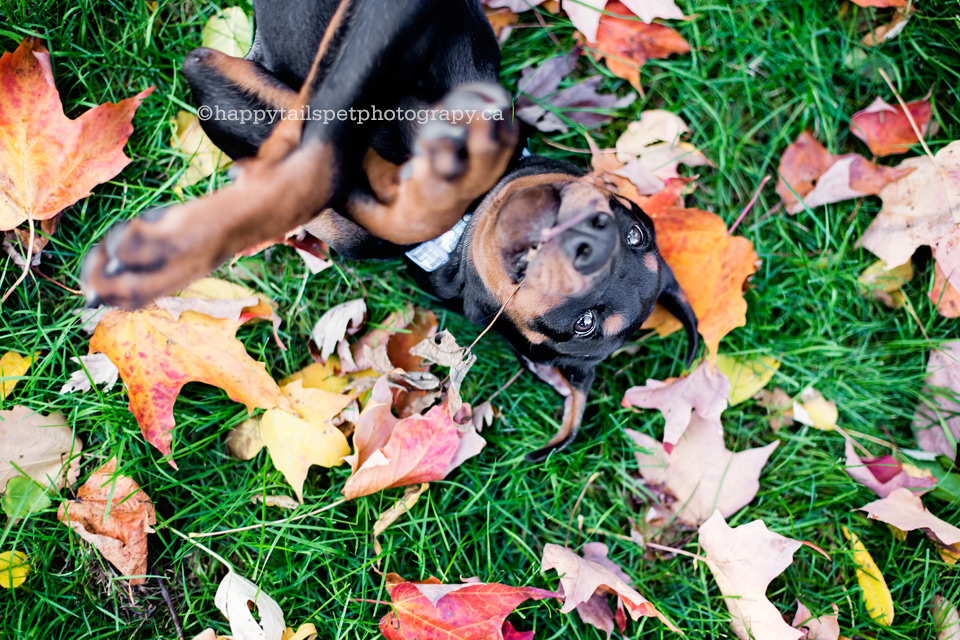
[404, 214, 472, 272]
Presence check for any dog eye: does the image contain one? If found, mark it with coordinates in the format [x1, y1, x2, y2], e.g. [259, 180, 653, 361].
[626, 224, 646, 247]
[574, 310, 597, 336]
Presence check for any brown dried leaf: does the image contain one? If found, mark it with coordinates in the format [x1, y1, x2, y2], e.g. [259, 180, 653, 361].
[0, 406, 81, 492]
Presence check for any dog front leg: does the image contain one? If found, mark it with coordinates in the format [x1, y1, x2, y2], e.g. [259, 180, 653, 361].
[522, 361, 596, 462]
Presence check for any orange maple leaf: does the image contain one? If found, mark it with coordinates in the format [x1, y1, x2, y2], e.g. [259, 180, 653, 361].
[850, 95, 933, 157]
[641, 206, 758, 361]
[589, 0, 690, 91]
[90, 305, 288, 467]
[0, 37, 153, 231]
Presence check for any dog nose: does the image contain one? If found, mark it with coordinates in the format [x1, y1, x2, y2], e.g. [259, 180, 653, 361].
[559, 213, 617, 274]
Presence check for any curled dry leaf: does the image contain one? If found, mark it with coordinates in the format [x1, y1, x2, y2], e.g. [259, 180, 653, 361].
[844, 439, 936, 498]
[841, 526, 893, 626]
[776, 131, 912, 214]
[585, 1, 689, 91]
[311, 298, 367, 362]
[541, 543, 678, 634]
[60, 353, 120, 394]
[912, 341, 960, 458]
[380, 573, 557, 640]
[410, 331, 477, 416]
[57, 459, 156, 585]
[0, 38, 153, 231]
[850, 95, 933, 157]
[626, 415, 778, 526]
[342, 376, 484, 499]
[259, 379, 354, 502]
[858, 141, 960, 303]
[215, 571, 285, 640]
[933, 595, 960, 640]
[0, 406, 81, 491]
[373, 483, 429, 555]
[0, 351, 35, 399]
[639, 204, 759, 361]
[857, 259, 913, 309]
[515, 54, 635, 133]
[861, 6, 912, 47]
[251, 494, 300, 510]
[861, 487, 960, 555]
[698, 511, 804, 640]
[615, 110, 712, 182]
[91, 303, 288, 466]
[791, 601, 840, 640]
[714, 354, 781, 406]
[621, 360, 729, 446]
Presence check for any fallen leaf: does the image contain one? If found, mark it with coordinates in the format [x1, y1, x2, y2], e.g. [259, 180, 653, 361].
[564, 0, 684, 44]
[373, 483, 429, 555]
[861, 7, 912, 47]
[215, 571, 285, 640]
[541, 543, 678, 634]
[226, 418, 265, 460]
[410, 331, 478, 416]
[930, 263, 960, 318]
[621, 361, 729, 446]
[933, 595, 960, 640]
[347, 305, 438, 373]
[282, 624, 318, 640]
[380, 574, 557, 640]
[201, 6, 253, 57]
[715, 355, 781, 406]
[640, 206, 759, 360]
[0, 406, 82, 491]
[861, 487, 960, 555]
[171, 111, 231, 191]
[0, 38, 152, 231]
[0, 550, 30, 589]
[60, 353, 120, 394]
[858, 142, 960, 305]
[792, 388, 838, 431]
[841, 526, 893, 626]
[485, 7, 520, 42]
[844, 440, 936, 498]
[484, 0, 549, 12]
[626, 414, 778, 526]
[912, 341, 960, 458]
[0, 351, 37, 400]
[615, 110, 712, 181]
[857, 259, 913, 308]
[163, 277, 283, 342]
[755, 387, 794, 431]
[588, 1, 689, 90]
[850, 95, 933, 157]
[776, 131, 912, 214]
[259, 379, 354, 502]
[1, 475, 52, 521]
[57, 459, 156, 585]
[699, 511, 804, 640]
[342, 376, 484, 500]
[251, 494, 299, 510]
[515, 54, 635, 133]
[851, 0, 907, 6]
[311, 298, 367, 362]
[90, 304, 288, 466]
[791, 601, 840, 640]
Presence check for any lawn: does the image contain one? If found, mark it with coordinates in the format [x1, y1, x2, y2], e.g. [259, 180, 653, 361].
[2, 0, 959, 638]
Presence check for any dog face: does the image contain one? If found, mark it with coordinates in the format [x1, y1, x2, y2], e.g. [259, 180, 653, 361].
[462, 171, 698, 369]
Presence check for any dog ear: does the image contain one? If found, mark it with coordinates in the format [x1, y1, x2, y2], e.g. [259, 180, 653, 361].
[657, 260, 699, 366]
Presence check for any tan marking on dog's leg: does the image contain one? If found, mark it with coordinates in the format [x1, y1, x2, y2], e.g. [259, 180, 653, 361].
[195, 50, 297, 108]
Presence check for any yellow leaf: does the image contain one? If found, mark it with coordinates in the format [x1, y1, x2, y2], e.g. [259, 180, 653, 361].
[0, 351, 36, 400]
[281, 623, 318, 640]
[842, 526, 894, 626]
[171, 110, 232, 191]
[259, 380, 354, 502]
[202, 7, 253, 58]
[0, 550, 30, 589]
[281, 357, 378, 395]
[792, 388, 838, 431]
[715, 354, 781, 406]
[858, 260, 913, 309]
[938, 546, 960, 565]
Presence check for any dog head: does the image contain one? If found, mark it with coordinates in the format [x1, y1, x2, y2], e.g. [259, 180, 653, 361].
[445, 156, 698, 459]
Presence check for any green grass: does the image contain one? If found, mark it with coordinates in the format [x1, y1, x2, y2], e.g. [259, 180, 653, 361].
[2, 0, 960, 637]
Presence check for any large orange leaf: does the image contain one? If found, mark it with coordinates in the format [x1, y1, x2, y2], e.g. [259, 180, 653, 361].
[379, 573, 558, 640]
[590, 0, 689, 91]
[90, 305, 288, 467]
[0, 37, 153, 230]
[641, 206, 758, 361]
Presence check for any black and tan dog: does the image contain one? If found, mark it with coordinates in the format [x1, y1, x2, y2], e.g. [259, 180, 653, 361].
[81, 0, 698, 460]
